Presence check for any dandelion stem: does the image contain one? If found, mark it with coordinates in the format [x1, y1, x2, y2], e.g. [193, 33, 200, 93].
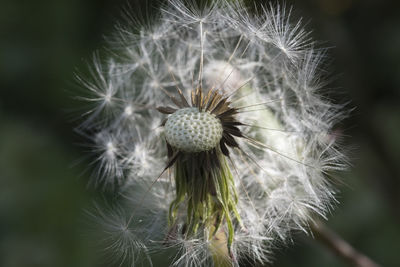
[310, 220, 381, 267]
[209, 225, 233, 267]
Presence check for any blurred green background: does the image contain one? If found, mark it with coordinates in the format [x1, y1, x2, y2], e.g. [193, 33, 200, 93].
[0, 0, 399, 266]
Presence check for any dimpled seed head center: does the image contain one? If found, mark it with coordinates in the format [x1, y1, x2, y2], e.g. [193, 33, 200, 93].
[164, 107, 223, 153]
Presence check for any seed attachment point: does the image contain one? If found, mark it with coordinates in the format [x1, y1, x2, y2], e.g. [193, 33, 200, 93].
[165, 107, 223, 153]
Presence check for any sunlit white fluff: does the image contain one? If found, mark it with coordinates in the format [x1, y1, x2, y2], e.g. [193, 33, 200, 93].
[78, 0, 346, 266]
[87, 203, 152, 267]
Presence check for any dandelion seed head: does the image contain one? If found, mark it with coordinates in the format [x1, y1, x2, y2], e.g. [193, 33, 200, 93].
[77, 0, 348, 266]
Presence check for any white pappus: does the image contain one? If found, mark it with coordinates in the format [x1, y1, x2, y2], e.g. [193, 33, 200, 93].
[76, 0, 347, 266]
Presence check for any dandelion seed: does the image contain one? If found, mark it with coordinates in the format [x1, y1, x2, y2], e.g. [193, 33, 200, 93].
[77, 1, 347, 266]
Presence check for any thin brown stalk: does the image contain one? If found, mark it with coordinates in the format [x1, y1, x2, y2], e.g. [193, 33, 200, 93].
[311, 220, 381, 267]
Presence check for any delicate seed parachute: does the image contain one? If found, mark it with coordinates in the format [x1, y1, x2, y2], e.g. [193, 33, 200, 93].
[76, 0, 347, 266]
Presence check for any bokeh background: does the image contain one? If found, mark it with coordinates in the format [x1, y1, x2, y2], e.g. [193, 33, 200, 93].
[1, 0, 399, 266]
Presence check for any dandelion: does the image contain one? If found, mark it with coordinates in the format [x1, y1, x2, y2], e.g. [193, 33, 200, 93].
[76, 0, 347, 266]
